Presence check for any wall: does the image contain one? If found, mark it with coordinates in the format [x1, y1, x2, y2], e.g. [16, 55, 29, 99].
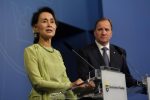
[0, 0, 149, 99]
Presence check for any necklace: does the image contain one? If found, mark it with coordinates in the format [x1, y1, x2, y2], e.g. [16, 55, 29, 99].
[38, 44, 54, 53]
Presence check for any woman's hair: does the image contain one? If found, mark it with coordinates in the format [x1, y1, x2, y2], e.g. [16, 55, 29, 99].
[31, 7, 57, 43]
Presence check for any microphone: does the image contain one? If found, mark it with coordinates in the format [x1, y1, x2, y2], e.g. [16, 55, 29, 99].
[63, 42, 117, 78]
[64, 42, 102, 94]
[64, 42, 95, 70]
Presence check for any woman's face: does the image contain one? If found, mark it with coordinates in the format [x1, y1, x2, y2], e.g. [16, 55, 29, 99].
[34, 12, 57, 40]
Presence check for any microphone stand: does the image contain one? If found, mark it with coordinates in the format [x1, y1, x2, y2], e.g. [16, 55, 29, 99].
[64, 42, 103, 98]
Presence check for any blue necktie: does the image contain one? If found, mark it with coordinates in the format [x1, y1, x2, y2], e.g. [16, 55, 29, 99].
[102, 47, 109, 66]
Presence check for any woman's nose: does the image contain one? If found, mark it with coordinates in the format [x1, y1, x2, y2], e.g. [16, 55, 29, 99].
[47, 22, 51, 27]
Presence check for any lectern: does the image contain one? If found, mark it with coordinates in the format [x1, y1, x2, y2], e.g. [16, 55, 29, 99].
[73, 68, 128, 100]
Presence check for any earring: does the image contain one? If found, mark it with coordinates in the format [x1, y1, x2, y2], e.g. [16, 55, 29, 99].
[34, 33, 37, 37]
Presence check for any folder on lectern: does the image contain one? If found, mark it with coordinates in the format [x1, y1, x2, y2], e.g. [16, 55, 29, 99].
[101, 69, 127, 100]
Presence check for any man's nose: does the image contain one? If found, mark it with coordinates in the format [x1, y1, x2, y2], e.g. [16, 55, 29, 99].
[102, 30, 107, 34]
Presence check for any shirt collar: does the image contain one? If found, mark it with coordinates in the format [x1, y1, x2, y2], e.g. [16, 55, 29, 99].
[95, 40, 110, 50]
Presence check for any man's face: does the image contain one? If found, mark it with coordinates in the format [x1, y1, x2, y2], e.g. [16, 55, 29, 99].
[94, 20, 112, 46]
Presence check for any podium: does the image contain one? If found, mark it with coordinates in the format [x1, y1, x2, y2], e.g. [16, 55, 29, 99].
[73, 68, 128, 100]
[101, 69, 127, 100]
[37, 69, 148, 100]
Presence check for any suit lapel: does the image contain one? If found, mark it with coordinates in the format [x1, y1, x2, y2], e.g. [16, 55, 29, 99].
[91, 43, 105, 68]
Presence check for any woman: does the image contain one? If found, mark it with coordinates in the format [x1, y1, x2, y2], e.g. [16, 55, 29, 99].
[24, 7, 83, 100]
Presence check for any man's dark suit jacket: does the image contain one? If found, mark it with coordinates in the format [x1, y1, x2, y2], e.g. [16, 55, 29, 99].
[77, 42, 137, 87]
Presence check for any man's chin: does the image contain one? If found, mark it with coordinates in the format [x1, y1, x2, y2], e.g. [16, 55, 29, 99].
[98, 41, 109, 45]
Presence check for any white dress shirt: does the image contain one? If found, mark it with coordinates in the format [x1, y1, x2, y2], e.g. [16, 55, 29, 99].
[95, 40, 110, 61]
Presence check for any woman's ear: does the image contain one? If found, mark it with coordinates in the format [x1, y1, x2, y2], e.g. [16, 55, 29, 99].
[32, 25, 38, 33]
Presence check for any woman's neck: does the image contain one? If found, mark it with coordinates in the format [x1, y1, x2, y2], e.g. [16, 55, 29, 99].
[38, 39, 51, 47]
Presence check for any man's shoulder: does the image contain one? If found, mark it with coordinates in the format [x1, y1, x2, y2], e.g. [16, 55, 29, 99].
[77, 43, 98, 55]
[110, 44, 126, 55]
[81, 43, 97, 50]
[111, 44, 125, 50]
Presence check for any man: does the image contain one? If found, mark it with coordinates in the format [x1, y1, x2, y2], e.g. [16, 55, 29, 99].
[77, 17, 137, 89]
